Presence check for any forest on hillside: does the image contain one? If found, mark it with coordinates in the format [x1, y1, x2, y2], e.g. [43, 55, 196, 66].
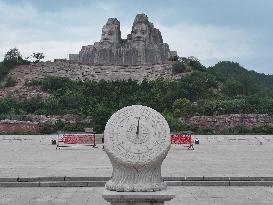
[1, 48, 273, 134]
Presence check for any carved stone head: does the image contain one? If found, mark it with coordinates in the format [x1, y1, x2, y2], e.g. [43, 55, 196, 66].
[131, 14, 152, 46]
[100, 18, 121, 48]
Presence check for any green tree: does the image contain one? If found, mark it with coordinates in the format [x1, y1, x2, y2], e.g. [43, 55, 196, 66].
[4, 48, 22, 62]
[1, 48, 29, 81]
[3, 48, 29, 67]
[187, 56, 206, 71]
[32, 52, 45, 63]
[172, 61, 187, 74]
[172, 98, 192, 117]
[93, 104, 113, 132]
[162, 112, 185, 132]
[239, 73, 260, 96]
[222, 79, 243, 97]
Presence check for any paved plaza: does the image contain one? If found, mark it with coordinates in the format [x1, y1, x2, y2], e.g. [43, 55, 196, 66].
[1, 186, 273, 205]
[0, 135, 272, 178]
[0, 134, 273, 204]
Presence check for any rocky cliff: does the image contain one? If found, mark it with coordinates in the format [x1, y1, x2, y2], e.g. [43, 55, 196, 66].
[0, 60, 182, 99]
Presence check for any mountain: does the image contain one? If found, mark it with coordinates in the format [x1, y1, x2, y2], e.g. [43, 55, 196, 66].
[209, 61, 273, 96]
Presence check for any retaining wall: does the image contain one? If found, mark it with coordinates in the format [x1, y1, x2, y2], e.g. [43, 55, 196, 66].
[0, 120, 39, 133]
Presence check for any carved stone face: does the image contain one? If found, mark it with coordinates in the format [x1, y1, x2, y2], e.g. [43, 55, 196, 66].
[100, 24, 119, 48]
[131, 23, 150, 44]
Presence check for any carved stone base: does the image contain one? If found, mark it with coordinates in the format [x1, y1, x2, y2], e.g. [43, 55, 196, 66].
[105, 161, 167, 192]
[102, 191, 175, 205]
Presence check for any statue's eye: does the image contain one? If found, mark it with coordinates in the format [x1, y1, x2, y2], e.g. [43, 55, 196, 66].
[141, 30, 146, 34]
[108, 31, 113, 35]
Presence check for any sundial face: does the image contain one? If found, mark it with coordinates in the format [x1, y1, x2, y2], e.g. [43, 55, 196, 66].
[104, 105, 170, 165]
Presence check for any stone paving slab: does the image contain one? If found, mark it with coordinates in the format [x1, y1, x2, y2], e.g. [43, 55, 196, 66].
[0, 187, 273, 205]
[0, 135, 273, 178]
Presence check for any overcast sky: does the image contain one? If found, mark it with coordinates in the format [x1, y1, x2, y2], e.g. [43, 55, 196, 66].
[0, 0, 272, 74]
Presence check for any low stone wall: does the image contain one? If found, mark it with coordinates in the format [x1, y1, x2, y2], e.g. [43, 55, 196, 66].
[183, 114, 273, 131]
[0, 120, 40, 134]
[2, 114, 272, 134]
[28, 114, 92, 125]
[34, 61, 179, 81]
[0, 115, 93, 134]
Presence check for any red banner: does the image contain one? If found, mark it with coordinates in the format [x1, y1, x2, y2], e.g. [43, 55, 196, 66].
[170, 134, 192, 144]
[59, 134, 95, 144]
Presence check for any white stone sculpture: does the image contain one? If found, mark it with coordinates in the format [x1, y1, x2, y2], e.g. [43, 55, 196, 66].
[103, 105, 171, 192]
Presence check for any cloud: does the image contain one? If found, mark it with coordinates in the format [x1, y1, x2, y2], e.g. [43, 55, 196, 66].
[159, 23, 255, 67]
[0, 0, 272, 74]
[0, 0, 117, 59]
[1, 41, 89, 61]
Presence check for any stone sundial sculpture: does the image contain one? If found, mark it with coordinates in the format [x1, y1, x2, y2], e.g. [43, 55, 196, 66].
[103, 105, 172, 192]
[69, 14, 177, 65]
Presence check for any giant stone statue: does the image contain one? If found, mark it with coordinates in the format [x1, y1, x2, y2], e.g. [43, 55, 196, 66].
[69, 14, 176, 65]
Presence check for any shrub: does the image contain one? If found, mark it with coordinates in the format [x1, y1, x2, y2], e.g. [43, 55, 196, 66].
[40, 124, 55, 134]
[172, 61, 187, 74]
[169, 55, 178, 61]
[25, 79, 42, 87]
[4, 76, 16, 87]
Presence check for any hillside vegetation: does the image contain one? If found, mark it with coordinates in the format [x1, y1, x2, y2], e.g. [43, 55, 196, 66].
[0, 48, 29, 87]
[208, 61, 273, 96]
[0, 49, 273, 134]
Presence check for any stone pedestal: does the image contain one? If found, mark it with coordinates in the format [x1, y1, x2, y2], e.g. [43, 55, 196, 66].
[103, 191, 175, 205]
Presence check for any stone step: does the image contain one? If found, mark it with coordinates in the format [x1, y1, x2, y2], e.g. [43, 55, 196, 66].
[1, 181, 273, 187]
[1, 176, 273, 182]
[1, 177, 273, 187]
